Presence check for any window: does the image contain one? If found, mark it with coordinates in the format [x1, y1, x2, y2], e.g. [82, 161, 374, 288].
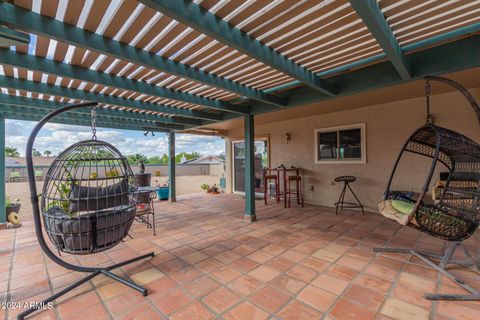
[314, 123, 366, 163]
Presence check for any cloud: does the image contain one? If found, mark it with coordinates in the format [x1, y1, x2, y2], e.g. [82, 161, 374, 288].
[4, 120, 225, 157]
[6, 120, 35, 136]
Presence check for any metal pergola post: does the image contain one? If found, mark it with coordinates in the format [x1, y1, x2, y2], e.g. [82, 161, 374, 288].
[244, 114, 256, 222]
[0, 116, 5, 226]
[168, 131, 176, 203]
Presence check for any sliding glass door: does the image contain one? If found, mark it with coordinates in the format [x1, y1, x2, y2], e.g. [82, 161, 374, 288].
[232, 139, 268, 194]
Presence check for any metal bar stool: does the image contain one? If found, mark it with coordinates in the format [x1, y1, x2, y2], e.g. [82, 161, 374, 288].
[284, 167, 304, 208]
[334, 176, 364, 215]
[263, 168, 279, 205]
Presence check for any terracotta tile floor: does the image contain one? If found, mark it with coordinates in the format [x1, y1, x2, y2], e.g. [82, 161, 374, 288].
[1, 193, 479, 320]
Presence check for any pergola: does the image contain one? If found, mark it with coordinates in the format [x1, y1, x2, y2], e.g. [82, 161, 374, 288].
[0, 0, 479, 224]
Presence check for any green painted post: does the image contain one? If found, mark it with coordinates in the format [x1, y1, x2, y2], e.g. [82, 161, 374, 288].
[168, 131, 176, 203]
[244, 114, 256, 222]
[0, 116, 5, 227]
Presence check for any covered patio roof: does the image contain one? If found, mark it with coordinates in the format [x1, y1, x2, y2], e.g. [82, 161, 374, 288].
[0, 0, 479, 132]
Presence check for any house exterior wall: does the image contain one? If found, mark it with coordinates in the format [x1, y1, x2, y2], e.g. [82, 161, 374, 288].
[226, 87, 480, 212]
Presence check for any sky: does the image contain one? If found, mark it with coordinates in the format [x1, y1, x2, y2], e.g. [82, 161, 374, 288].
[5, 119, 225, 158]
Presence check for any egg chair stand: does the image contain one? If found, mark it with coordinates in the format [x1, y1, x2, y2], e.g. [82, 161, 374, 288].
[375, 76, 480, 301]
[18, 102, 154, 320]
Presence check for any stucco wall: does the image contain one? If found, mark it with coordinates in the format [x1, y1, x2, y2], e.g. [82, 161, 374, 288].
[226, 87, 480, 212]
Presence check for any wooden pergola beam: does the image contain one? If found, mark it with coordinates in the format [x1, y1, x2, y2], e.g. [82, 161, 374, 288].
[0, 75, 223, 122]
[349, 0, 411, 79]
[138, 0, 337, 96]
[0, 3, 286, 108]
[0, 49, 248, 114]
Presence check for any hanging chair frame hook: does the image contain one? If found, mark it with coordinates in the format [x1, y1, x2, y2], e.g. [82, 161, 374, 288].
[425, 78, 433, 125]
[91, 105, 97, 140]
[424, 75, 480, 128]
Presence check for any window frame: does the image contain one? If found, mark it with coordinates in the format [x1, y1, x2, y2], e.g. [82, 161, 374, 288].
[314, 123, 366, 164]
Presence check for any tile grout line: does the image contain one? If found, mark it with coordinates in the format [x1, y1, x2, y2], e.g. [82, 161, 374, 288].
[4, 226, 17, 320]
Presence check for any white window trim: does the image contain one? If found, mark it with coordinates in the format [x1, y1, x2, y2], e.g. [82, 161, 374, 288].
[314, 123, 366, 164]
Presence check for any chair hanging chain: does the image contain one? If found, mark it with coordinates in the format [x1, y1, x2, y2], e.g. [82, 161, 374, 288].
[91, 106, 97, 140]
[425, 78, 433, 125]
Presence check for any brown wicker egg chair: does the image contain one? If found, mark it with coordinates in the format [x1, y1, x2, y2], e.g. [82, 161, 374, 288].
[377, 76, 480, 301]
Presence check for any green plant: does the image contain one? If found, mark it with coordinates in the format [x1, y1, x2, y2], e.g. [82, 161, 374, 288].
[201, 184, 209, 190]
[5, 197, 20, 208]
[32, 148, 42, 157]
[5, 146, 20, 157]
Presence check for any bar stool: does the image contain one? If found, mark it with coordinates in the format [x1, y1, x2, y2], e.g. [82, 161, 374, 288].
[285, 174, 304, 208]
[334, 175, 364, 215]
[263, 168, 279, 205]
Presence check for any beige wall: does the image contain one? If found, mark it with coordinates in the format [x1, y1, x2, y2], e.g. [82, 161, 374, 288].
[226, 87, 480, 212]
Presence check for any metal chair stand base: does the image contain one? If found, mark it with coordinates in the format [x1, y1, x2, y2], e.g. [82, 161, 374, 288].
[374, 242, 480, 301]
[17, 252, 154, 320]
[135, 213, 157, 236]
[334, 177, 364, 215]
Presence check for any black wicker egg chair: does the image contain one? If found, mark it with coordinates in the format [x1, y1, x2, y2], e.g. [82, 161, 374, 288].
[376, 76, 480, 301]
[19, 102, 154, 320]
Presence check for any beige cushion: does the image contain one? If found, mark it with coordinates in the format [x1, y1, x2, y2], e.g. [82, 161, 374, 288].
[378, 200, 415, 225]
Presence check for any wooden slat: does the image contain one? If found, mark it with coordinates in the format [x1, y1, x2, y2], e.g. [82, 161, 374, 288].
[292, 29, 372, 63]
[386, 1, 452, 24]
[391, 1, 478, 32]
[395, 8, 480, 39]
[162, 29, 200, 58]
[239, 1, 296, 34]
[70, 47, 87, 66]
[102, 0, 139, 38]
[97, 56, 118, 72]
[83, 0, 111, 33]
[53, 41, 69, 62]
[34, 36, 49, 57]
[277, 16, 364, 58]
[271, 8, 357, 52]
[80, 51, 101, 69]
[149, 23, 188, 53]
[135, 15, 174, 49]
[118, 6, 154, 44]
[248, 0, 329, 38]
[401, 20, 480, 47]
[213, 0, 248, 19]
[64, 0, 87, 26]
[260, 0, 348, 45]
[227, 0, 272, 27]
[13, 0, 32, 10]
[40, 0, 59, 18]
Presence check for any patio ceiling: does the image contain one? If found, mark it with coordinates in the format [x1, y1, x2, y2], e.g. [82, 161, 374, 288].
[0, 0, 479, 133]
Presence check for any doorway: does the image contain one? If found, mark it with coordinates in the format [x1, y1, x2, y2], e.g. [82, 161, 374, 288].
[232, 138, 269, 194]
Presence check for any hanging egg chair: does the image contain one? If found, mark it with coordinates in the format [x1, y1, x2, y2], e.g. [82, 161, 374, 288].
[377, 76, 480, 301]
[19, 102, 154, 320]
[42, 140, 136, 254]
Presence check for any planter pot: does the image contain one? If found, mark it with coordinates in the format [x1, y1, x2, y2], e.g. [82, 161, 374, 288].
[6, 203, 21, 214]
[133, 173, 152, 203]
[156, 187, 169, 200]
[133, 173, 152, 187]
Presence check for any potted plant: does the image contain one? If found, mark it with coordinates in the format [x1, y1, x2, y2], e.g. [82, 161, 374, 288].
[211, 184, 220, 194]
[201, 184, 211, 193]
[6, 197, 21, 226]
[155, 180, 169, 200]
